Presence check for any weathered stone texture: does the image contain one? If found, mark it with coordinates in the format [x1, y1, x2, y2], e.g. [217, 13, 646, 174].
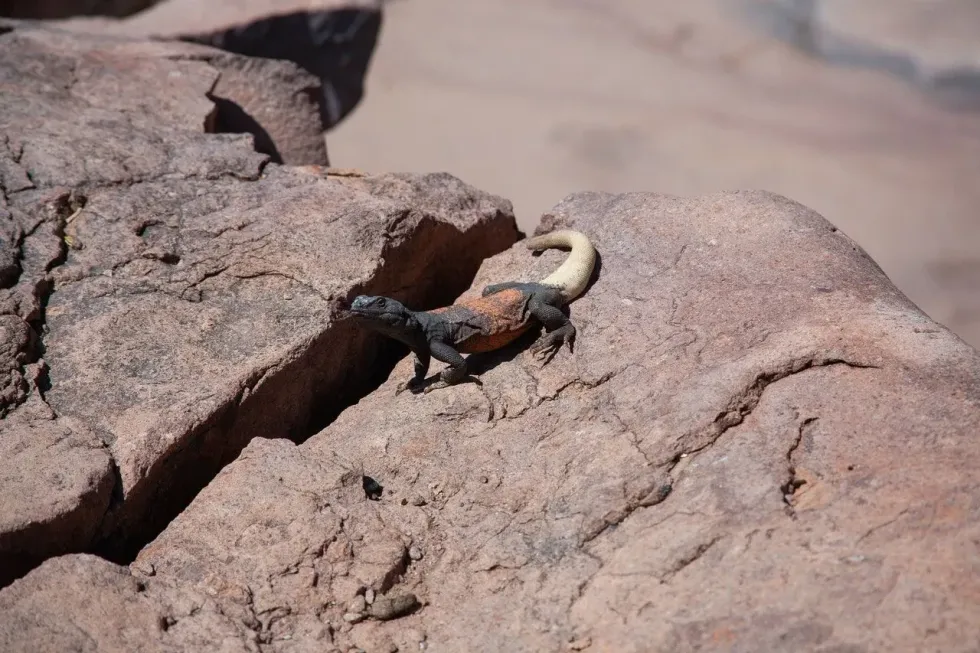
[0, 23, 517, 585]
[7, 189, 976, 651]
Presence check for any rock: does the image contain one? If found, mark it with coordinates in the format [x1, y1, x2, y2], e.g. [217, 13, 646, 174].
[367, 593, 420, 622]
[568, 637, 591, 651]
[91, 190, 980, 651]
[0, 417, 114, 586]
[0, 554, 258, 652]
[0, 0, 158, 19]
[166, 46, 331, 165]
[177, 4, 383, 131]
[0, 22, 518, 583]
[57, 0, 384, 131]
[45, 17, 335, 166]
[348, 594, 366, 614]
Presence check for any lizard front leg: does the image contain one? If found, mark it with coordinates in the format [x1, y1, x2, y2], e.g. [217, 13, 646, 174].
[422, 340, 470, 393]
[396, 348, 430, 395]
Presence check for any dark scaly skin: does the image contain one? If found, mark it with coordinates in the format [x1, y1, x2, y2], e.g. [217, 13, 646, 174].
[346, 281, 575, 394]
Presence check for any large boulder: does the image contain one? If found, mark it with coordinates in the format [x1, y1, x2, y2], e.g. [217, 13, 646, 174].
[5, 188, 978, 652]
[58, 0, 385, 133]
[0, 23, 518, 585]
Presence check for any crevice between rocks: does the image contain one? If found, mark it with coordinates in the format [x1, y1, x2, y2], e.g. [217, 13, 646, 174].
[1, 188, 82, 417]
[89, 214, 517, 567]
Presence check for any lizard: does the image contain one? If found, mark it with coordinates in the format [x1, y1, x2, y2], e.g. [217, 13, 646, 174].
[345, 229, 596, 394]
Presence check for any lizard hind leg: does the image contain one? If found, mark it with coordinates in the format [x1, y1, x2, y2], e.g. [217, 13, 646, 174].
[527, 299, 576, 364]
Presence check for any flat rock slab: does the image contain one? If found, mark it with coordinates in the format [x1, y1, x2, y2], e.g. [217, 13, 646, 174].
[0, 23, 517, 584]
[6, 189, 978, 651]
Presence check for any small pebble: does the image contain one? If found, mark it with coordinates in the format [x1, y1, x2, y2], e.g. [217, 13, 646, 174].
[348, 595, 367, 614]
[408, 546, 423, 561]
[343, 612, 365, 624]
[569, 636, 592, 650]
[365, 588, 375, 605]
[410, 495, 427, 506]
[479, 475, 489, 484]
[369, 593, 420, 621]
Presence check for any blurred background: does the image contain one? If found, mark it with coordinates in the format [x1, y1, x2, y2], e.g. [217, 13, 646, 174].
[5, 0, 979, 347]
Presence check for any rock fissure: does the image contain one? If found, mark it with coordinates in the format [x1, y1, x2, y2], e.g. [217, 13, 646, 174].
[782, 416, 818, 514]
[856, 507, 912, 545]
[0, 190, 79, 416]
[581, 358, 879, 557]
[580, 474, 673, 544]
[660, 535, 724, 584]
[232, 270, 331, 303]
[669, 356, 879, 475]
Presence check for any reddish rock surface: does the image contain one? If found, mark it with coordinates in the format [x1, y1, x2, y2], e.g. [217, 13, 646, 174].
[4, 188, 978, 652]
[2, 8, 980, 653]
[58, 0, 384, 134]
[0, 23, 517, 585]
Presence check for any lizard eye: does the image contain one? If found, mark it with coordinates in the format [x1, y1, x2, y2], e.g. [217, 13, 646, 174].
[376, 298, 387, 307]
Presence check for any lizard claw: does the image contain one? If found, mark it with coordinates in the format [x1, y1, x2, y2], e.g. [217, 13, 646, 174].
[421, 380, 448, 394]
[529, 330, 575, 365]
[395, 379, 423, 395]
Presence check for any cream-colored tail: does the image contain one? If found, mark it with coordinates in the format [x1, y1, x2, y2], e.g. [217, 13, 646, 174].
[525, 229, 596, 302]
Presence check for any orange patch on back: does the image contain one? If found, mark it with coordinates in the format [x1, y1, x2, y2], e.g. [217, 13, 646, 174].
[457, 324, 534, 353]
[434, 288, 535, 353]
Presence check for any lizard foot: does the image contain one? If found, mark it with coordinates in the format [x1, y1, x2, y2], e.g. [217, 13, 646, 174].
[529, 330, 574, 364]
[395, 379, 425, 395]
[422, 375, 484, 394]
[421, 380, 448, 394]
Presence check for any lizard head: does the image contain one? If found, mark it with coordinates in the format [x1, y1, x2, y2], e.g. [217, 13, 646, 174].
[346, 295, 415, 330]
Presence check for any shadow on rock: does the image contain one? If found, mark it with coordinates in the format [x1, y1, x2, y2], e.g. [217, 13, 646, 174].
[181, 6, 383, 131]
[207, 94, 283, 163]
[0, 0, 160, 19]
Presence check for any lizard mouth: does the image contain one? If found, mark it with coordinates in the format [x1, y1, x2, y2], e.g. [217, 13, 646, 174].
[344, 296, 386, 319]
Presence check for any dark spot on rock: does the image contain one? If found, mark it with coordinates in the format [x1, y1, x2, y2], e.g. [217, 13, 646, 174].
[362, 475, 383, 500]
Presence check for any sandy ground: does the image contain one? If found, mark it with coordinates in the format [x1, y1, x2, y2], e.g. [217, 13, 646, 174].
[329, 0, 980, 348]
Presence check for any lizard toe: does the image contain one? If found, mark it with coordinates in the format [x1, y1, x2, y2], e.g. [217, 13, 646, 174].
[396, 379, 424, 395]
[422, 380, 448, 394]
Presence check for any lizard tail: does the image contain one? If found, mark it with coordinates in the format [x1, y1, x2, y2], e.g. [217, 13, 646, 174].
[525, 229, 597, 302]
